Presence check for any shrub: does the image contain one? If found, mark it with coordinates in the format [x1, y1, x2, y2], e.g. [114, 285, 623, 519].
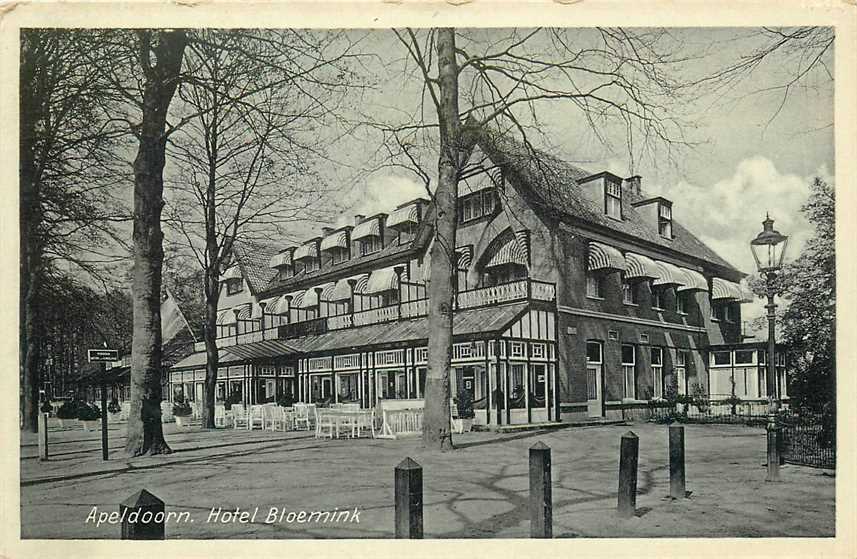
[690, 383, 710, 414]
[40, 401, 53, 413]
[78, 403, 102, 421]
[107, 399, 121, 414]
[454, 389, 475, 419]
[172, 400, 192, 417]
[277, 393, 295, 407]
[56, 400, 79, 419]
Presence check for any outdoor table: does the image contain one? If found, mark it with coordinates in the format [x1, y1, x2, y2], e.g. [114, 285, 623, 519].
[319, 409, 375, 439]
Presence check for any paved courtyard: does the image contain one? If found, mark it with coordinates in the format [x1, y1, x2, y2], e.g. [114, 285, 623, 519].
[20, 420, 834, 539]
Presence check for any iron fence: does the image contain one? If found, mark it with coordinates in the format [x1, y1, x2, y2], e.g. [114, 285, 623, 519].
[779, 413, 835, 470]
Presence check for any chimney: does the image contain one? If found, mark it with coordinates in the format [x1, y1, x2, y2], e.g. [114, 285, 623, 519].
[354, 214, 365, 225]
[625, 175, 642, 196]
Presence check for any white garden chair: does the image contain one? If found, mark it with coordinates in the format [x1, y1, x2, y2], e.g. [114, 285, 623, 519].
[261, 404, 277, 430]
[232, 405, 249, 430]
[248, 405, 265, 430]
[214, 404, 229, 428]
[292, 403, 311, 431]
[313, 407, 335, 439]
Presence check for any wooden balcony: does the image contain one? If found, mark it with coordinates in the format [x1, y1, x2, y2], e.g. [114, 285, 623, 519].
[202, 278, 555, 350]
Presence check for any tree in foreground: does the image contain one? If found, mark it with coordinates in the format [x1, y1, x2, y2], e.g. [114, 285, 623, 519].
[126, 29, 188, 456]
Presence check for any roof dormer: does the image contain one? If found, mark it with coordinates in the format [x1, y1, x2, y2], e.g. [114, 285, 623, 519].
[633, 195, 674, 240]
[320, 226, 353, 264]
[577, 171, 625, 221]
[352, 213, 387, 256]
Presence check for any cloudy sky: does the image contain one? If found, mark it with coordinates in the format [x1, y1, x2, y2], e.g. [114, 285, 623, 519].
[322, 28, 833, 329]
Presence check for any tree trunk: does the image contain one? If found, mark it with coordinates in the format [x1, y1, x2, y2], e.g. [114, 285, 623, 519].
[126, 30, 187, 457]
[19, 32, 47, 433]
[201, 272, 220, 429]
[422, 28, 461, 451]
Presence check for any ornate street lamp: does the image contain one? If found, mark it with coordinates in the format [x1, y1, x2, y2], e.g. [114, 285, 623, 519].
[750, 214, 789, 482]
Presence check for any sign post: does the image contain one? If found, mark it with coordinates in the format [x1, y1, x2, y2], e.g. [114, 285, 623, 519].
[88, 348, 118, 462]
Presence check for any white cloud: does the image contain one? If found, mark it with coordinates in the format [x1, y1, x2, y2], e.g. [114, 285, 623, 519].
[335, 175, 428, 228]
[661, 155, 827, 327]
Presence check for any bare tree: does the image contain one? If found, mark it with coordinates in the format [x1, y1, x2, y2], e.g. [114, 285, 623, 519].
[164, 29, 352, 428]
[19, 29, 129, 432]
[379, 28, 695, 450]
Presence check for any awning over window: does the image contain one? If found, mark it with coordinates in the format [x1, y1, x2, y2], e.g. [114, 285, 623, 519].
[387, 204, 419, 229]
[233, 303, 253, 320]
[330, 274, 369, 301]
[711, 278, 742, 301]
[217, 309, 236, 326]
[320, 230, 348, 252]
[455, 246, 473, 269]
[365, 266, 402, 294]
[270, 290, 304, 314]
[652, 260, 687, 287]
[677, 268, 709, 292]
[292, 242, 318, 262]
[221, 266, 242, 280]
[485, 237, 528, 269]
[299, 282, 335, 308]
[624, 252, 659, 280]
[351, 217, 381, 240]
[268, 249, 293, 269]
[587, 241, 627, 272]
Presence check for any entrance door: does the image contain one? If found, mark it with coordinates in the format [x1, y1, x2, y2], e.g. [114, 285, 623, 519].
[321, 377, 332, 401]
[460, 367, 476, 399]
[531, 364, 547, 406]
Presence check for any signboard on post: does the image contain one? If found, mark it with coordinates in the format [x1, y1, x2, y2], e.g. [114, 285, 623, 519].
[88, 349, 119, 363]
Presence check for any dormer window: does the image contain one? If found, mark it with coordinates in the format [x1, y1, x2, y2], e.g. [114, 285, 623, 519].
[352, 215, 384, 256]
[320, 229, 351, 265]
[292, 240, 320, 273]
[360, 236, 383, 256]
[605, 180, 622, 220]
[658, 202, 673, 239]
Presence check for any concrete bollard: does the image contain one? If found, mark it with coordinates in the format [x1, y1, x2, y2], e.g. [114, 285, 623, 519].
[766, 421, 780, 482]
[529, 441, 552, 538]
[669, 425, 686, 499]
[38, 413, 49, 461]
[120, 489, 165, 540]
[394, 457, 423, 539]
[617, 431, 639, 518]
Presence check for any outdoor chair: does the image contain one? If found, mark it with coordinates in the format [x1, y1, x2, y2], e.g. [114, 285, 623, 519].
[261, 404, 278, 430]
[232, 405, 249, 430]
[248, 405, 265, 430]
[214, 404, 229, 428]
[268, 407, 288, 431]
[313, 407, 335, 439]
[292, 403, 311, 431]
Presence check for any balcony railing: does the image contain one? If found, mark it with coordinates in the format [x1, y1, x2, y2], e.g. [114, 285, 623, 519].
[201, 278, 555, 349]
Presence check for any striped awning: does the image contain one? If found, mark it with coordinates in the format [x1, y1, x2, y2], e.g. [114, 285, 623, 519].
[268, 250, 293, 269]
[677, 268, 709, 292]
[292, 242, 318, 262]
[233, 303, 253, 320]
[387, 204, 419, 229]
[320, 230, 348, 252]
[351, 217, 381, 240]
[652, 260, 687, 287]
[365, 266, 402, 294]
[330, 274, 369, 301]
[299, 282, 335, 309]
[455, 246, 473, 269]
[221, 266, 242, 280]
[587, 241, 627, 272]
[270, 290, 304, 314]
[216, 309, 236, 326]
[485, 237, 528, 269]
[624, 252, 660, 280]
[711, 278, 743, 301]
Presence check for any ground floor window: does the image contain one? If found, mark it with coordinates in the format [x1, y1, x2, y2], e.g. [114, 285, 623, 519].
[675, 351, 687, 396]
[651, 347, 663, 399]
[510, 364, 525, 408]
[622, 344, 636, 400]
[338, 373, 360, 402]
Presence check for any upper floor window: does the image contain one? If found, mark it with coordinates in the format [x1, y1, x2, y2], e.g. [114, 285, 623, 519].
[652, 287, 664, 310]
[459, 188, 497, 224]
[712, 301, 726, 322]
[658, 202, 673, 238]
[735, 350, 755, 364]
[226, 279, 243, 296]
[605, 180, 622, 220]
[725, 303, 736, 323]
[303, 258, 320, 273]
[676, 291, 688, 315]
[276, 266, 294, 282]
[398, 223, 416, 244]
[360, 236, 383, 256]
[622, 277, 638, 305]
[329, 247, 349, 265]
[712, 351, 731, 366]
[586, 341, 603, 364]
[586, 272, 604, 299]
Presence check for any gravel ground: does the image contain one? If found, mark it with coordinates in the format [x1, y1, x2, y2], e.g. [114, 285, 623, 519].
[19, 420, 835, 539]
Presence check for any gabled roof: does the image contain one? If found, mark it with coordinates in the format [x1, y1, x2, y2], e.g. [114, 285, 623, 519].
[232, 240, 280, 295]
[476, 129, 742, 277]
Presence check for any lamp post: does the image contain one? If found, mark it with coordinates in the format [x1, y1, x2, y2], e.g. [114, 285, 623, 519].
[749, 214, 789, 482]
